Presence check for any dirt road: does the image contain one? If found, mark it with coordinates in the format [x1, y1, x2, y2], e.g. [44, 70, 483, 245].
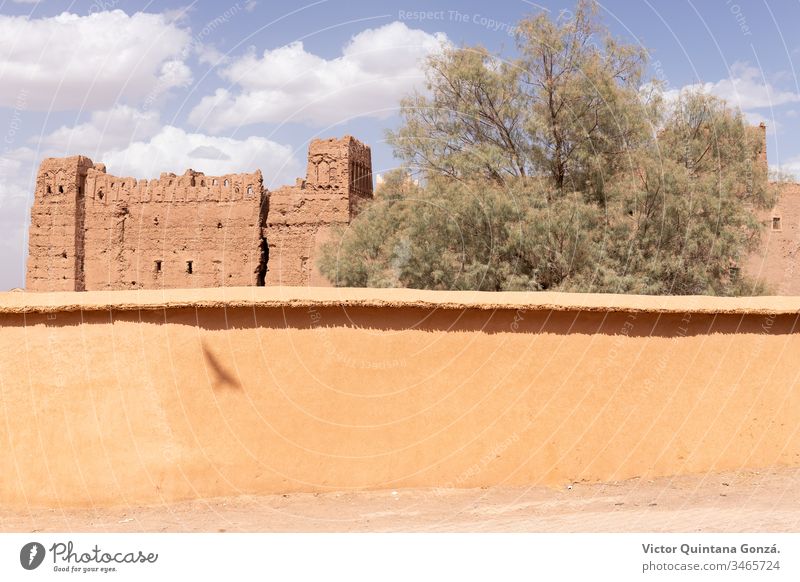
[4, 467, 798, 533]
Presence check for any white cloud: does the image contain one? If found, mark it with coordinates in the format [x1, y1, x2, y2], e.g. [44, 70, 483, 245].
[666, 62, 800, 111]
[37, 105, 161, 155]
[772, 155, 800, 180]
[195, 43, 229, 67]
[188, 144, 231, 160]
[0, 119, 301, 289]
[0, 146, 39, 290]
[189, 21, 448, 131]
[740, 110, 778, 134]
[0, 10, 193, 110]
[101, 125, 302, 188]
[0, 189, 31, 290]
[157, 59, 193, 90]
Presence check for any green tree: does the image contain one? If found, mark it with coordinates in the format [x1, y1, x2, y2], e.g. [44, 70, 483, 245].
[516, 0, 649, 196]
[320, 0, 773, 296]
[388, 45, 530, 185]
[389, 0, 649, 197]
[595, 91, 773, 295]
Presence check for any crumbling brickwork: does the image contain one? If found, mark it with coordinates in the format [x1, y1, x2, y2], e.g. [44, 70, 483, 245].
[744, 182, 800, 294]
[26, 135, 372, 291]
[27, 156, 94, 291]
[742, 122, 800, 294]
[28, 127, 796, 295]
[266, 136, 373, 286]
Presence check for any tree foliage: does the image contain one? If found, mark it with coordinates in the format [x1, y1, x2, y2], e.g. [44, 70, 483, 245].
[320, 0, 773, 295]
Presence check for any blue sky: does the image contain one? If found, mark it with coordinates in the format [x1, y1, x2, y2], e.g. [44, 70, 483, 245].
[1, 0, 800, 289]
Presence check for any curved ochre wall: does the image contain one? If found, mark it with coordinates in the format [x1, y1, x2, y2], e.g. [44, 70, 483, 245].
[1, 287, 798, 507]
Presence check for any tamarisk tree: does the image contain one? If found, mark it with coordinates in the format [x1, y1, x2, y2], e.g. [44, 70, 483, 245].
[320, 0, 772, 295]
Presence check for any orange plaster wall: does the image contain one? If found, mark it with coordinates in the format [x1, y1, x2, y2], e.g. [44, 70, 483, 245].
[1, 287, 798, 507]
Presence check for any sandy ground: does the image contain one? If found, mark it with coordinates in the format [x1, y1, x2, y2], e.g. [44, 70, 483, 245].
[3, 467, 799, 533]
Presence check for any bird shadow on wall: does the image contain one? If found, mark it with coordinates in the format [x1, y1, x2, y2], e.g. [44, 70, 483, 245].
[201, 339, 242, 391]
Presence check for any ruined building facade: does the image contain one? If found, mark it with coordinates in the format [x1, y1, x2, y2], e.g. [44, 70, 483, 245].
[25, 136, 372, 291]
[743, 123, 800, 295]
[24, 126, 800, 294]
[745, 181, 800, 295]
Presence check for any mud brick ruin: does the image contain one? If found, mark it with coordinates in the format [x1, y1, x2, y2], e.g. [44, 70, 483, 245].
[25, 136, 373, 290]
[23, 124, 800, 293]
[744, 128, 800, 294]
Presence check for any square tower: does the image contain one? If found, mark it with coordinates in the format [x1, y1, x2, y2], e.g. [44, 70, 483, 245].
[26, 155, 93, 291]
[305, 135, 373, 217]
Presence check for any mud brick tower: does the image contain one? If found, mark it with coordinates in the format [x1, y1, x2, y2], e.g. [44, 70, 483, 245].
[25, 136, 372, 291]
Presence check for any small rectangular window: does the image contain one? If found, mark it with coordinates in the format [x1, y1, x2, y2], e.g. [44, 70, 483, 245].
[186, 260, 193, 274]
[155, 260, 162, 273]
[772, 216, 781, 230]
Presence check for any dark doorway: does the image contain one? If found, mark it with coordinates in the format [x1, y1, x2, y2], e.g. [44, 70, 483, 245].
[256, 235, 269, 286]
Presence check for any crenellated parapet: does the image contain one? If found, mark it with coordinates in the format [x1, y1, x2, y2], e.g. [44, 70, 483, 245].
[25, 135, 373, 291]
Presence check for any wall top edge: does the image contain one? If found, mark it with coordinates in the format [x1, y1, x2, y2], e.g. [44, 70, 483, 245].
[2, 287, 799, 316]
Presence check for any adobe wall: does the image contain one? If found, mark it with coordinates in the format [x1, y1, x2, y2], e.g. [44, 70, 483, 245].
[26, 156, 94, 291]
[744, 182, 800, 294]
[266, 136, 373, 286]
[84, 167, 267, 290]
[1, 287, 798, 508]
[749, 122, 768, 170]
[739, 122, 800, 294]
[25, 136, 373, 291]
